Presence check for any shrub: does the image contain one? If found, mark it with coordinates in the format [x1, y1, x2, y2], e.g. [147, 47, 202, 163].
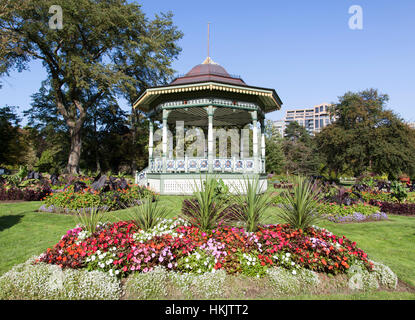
[347, 262, 380, 291]
[371, 201, 415, 215]
[0, 185, 51, 201]
[266, 267, 319, 296]
[169, 269, 227, 299]
[0, 257, 121, 300]
[124, 266, 169, 299]
[41, 184, 154, 213]
[390, 181, 408, 203]
[318, 203, 380, 217]
[371, 261, 398, 289]
[274, 176, 323, 229]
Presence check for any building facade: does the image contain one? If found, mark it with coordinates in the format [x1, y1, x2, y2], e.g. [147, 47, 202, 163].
[276, 103, 333, 135]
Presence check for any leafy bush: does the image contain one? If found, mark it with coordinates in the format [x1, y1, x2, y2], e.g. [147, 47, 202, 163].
[274, 176, 323, 229]
[390, 181, 408, 203]
[0, 185, 51, 201]
[318, 203, 380, 217]
[41, 184, 154, 212]
[370, 201, 415, 215]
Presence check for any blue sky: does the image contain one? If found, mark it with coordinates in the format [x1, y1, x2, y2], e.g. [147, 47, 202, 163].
[1, 0, 414, 124]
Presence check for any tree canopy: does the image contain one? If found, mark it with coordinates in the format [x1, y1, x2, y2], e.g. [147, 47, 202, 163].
[315, 89, 415, 179]
[0, 0, 183, 173]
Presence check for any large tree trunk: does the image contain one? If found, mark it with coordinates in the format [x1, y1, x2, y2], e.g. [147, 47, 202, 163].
[67, 127, 82, 174]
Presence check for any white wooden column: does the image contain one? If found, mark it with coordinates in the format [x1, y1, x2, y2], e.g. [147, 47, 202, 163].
[207, 105, 214, 173]
[162, 109, 169, 173]
[149, 120, 154, 170]
[261, 118, 266, 173]
[251, 110, 258, 173]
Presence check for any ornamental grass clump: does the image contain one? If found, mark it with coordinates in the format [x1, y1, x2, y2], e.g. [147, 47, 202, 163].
[229, 176, 275, 232]
[274, 176, 323, 229]
[74, 206, 108, 234]
[181, 175, 231, 231]
[127, 197, 171, 232]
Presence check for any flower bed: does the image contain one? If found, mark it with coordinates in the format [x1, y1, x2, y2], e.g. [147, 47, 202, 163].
[36, 218, 374, 278]
[39, 184, 155, 213]
[318, 203, 387, 223]
[0, 185, 52, 201]
[369, 200, 415, 215]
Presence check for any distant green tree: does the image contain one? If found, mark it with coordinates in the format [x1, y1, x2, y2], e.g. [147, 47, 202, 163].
[0, 106, 25, 165]
[264, 119, 285, 174]
[282, 121, 320, 176]
[1, 0, 183, 173]
[315, 89, 415, 179]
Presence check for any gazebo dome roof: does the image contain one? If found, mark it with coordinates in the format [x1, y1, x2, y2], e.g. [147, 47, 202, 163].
[170, 57, 246, 86]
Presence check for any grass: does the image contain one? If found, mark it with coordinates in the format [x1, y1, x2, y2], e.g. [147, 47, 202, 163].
[1, 198, 415, 299]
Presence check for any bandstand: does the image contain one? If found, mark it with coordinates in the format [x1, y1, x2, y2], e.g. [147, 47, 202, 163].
[134, 57, 282, 195]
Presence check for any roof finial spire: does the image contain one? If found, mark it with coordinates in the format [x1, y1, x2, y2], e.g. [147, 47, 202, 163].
[203, 22, 216, 65]
[207, 22, 210, 59]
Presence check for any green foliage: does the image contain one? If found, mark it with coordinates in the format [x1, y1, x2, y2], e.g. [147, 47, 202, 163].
[390, 181, 408, 203]
[229, 177, 274, 232]
[74, 207, 108, 234]
[127, 197, 170, 232]
[315, 89, 415, 178]
[266, 267, 320, 296]
[176, 249, 216, 274]
[265, 119, 286, 174]
[181, 176, 230, 231]
[43, 184, 155, 212]
[36, 147, 62, 173]
[236, 250, 269, 277]
[283, 122, 321, 176]
[1, 0, 183, 173]
[0, 257, 121, 300]
[318, 203, 380, 217]
[274, 176, 323, 229]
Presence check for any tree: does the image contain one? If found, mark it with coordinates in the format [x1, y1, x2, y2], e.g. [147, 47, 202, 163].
[282, 121, 320, 176]
[264, 119, 285, 174]
[0, 106, 25, 165]
[1, 0, 183, 173]
[315, 89, 415, 179]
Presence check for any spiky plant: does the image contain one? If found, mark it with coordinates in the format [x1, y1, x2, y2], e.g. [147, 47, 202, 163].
[127, 197, 170, 231]
[74, 206, 108, 234]
[180, 175, 230, 231]
[274, 176, 323, 229]
[229, 176, 275, 232]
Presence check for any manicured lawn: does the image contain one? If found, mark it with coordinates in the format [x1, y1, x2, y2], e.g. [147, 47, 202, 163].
[1, 198, 415, 299]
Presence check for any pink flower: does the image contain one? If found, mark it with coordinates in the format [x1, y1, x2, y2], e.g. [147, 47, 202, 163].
[168, 263, 173, 269]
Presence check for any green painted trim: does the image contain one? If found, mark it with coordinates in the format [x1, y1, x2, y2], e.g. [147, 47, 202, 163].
[146, 172, 266, 179]
[160, 103, 258, 112]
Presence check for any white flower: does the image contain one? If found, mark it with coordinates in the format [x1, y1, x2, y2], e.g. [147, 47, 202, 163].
[292, 270, 297, 275]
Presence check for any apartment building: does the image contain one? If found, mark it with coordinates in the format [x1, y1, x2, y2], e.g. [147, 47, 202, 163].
[281, 103, 333, 135]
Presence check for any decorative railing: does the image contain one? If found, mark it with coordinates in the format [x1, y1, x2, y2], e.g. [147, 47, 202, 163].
[156, 98, 258, 111]
[147, 157, 264, 174]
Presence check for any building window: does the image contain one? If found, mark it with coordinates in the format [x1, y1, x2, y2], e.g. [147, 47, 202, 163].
[315, 107, 319, 113]
[320, 119, 324, 128]
[315, 120, 319, 128]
